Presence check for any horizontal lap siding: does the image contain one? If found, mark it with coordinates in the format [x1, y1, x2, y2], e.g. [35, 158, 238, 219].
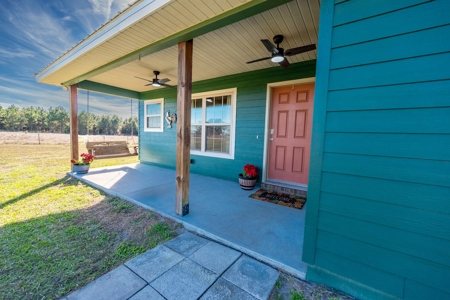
[306, 0, 450, 299]
[138, 60, 316, 181]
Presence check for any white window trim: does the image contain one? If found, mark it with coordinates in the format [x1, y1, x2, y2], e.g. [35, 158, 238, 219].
[144, 98, 164, 132]
[190, 88, 237, 160]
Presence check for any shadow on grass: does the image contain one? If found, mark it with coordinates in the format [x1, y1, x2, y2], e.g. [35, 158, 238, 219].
[0, 175, 75, 210]
[0, 196, 181, 300]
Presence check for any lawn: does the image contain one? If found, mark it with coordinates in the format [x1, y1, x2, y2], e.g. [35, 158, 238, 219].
[0, 144, 182, 300]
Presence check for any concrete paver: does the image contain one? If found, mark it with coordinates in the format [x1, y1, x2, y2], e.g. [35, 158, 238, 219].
[66, 265, 146, 300]
[222, 256, 279, 300]
[189, 241, 241, 275]
[200, 277, 258, 300]
[128, 286, 165, 300]
[164, 232, 209, 256]
[151, 259, 218, 300]
[66, 233, 279, 300]
[125, 245, 184, 282]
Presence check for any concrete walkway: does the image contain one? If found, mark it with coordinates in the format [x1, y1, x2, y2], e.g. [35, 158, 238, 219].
[70, 163, 307, 278]
[65, 232, 279, 300]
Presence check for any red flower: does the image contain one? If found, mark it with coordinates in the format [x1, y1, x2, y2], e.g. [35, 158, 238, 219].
[70, 153, 95, 165]
[243, 164, 258, 179]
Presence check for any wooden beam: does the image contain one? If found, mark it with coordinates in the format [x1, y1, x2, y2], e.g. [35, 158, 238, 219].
[175, 40, 193, 216]
[69, 85, 79, 166]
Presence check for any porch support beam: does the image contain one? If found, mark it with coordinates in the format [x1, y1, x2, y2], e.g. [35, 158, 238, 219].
[69, 84, 79, 166]
[175, 40, 193, 216]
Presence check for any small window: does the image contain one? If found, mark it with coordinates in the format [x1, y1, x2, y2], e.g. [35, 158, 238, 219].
[190, 88, 236, 159]
[144, 98, 164, 132]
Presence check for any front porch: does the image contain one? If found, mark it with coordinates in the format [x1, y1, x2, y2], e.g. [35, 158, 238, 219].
[70, 163, 307, 278]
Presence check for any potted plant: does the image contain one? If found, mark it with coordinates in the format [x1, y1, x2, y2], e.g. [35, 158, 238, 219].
[238, 164, 258, 190]
[71, 153, 95, 174]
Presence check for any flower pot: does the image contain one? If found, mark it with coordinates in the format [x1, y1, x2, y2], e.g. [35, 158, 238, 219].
[72, 164, 90, 174]
[238, 174, 257, 190]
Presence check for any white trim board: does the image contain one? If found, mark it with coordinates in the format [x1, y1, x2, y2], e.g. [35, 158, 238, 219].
[262, 77, 316, 183]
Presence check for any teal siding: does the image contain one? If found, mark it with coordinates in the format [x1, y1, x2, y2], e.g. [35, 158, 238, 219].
[304, 0, 450, 299]
[138, 60, 316, 181]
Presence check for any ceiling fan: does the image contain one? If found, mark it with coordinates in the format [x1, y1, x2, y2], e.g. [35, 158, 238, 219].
[246, 35, 316, 68]
[134, 71, 174, 88]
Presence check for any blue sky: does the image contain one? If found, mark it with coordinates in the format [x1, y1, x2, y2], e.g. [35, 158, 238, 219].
[0, 0, 139, 119]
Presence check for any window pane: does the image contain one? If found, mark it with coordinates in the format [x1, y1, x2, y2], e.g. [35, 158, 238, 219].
[191, 125, 202, 150]
[205, 125, 230, 154]
[206, 97, 214, 123]
[147, 116, 161, 128]
[222, 95, 231, 123]
[191, 98, 203, 124]
[146, 103, 161, 115]
[206, 95, 231, 124]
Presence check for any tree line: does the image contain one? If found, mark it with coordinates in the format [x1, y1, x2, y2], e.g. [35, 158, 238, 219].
[0, 105, 138, 135]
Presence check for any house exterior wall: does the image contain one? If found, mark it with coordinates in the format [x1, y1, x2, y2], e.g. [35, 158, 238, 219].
[304, 0, 450, 299]
[138, 60, 316, 181]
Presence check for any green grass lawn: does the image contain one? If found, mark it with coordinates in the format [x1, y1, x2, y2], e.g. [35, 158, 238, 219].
[0, 144, 182, 300]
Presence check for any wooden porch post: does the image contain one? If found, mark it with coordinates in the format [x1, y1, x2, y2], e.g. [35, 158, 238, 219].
[175, 40, 193, 216]
[69, 85, 79, 166]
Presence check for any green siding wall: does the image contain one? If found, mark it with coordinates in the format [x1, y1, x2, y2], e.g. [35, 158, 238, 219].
[138, 60, 316, 181]
[304, 1, 450, 299]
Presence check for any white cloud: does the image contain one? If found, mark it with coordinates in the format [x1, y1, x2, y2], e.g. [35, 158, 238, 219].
[0, 48, 35, 59]
[3, 3, 76, 59]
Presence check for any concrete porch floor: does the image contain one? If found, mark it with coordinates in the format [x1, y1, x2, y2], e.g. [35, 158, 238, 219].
[70, 163, 307, 278]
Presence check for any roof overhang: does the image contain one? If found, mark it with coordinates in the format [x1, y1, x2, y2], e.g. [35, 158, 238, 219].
[36, 0, 319, 96]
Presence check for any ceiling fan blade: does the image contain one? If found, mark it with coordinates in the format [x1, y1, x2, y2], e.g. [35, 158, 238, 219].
[261, 39, 278, 54]
[158, 78, 170, 84]
[134, 76, 152, 82]
[145, 83, 152, 86]
[246, 57, 271, 64]
[285, 44, 316, 56]
[278, 58, 290, 68]
[160, 83, 175, 88]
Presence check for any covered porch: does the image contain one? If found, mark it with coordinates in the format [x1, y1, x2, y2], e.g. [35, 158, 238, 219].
[70, 163, 307, 278]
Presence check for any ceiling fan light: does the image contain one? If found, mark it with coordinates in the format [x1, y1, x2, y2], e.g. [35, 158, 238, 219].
[271, 54, 284, 63]
[152, 82, 161, 87]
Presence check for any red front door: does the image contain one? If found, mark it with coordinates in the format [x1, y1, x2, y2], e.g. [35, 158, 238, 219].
[268, 83, 315, 185]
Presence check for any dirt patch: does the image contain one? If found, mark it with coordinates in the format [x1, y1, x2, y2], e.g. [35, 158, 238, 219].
[270, 273, 354, 300]
[75, 191, 184, 245]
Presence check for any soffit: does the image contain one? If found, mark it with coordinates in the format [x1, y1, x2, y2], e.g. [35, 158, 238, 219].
[89, 0, 320, 92]
[38, 0, 253, 85]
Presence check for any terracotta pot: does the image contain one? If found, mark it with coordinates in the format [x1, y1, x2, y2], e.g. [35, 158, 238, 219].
[72, 164, 90, 174]
[238, 174, 257, 190]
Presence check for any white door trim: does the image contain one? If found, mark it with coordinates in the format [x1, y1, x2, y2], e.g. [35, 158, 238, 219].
[262, 77, 316, 183]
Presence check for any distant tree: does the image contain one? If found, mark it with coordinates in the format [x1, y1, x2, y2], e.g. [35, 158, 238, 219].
[23, 107, 38, 132]
[98, 115, 112, 135]
[5, 105, 20, 131]
[48, 106, 69, 133]
[35, 107, 48, 132]
[121, 116, 138, 136]
[111, 115, 121, 135]
[0, 106, 5, 130]
[0, 104, 137, 135]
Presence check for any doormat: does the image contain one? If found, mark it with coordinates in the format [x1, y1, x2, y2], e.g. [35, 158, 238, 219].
[249, 189, 306, 210]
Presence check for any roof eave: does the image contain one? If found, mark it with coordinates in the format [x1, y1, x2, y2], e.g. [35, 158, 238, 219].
[35, 0, 171, 84]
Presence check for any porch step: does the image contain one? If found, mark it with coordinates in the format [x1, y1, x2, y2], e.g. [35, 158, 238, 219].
[261, 181, 307, 197]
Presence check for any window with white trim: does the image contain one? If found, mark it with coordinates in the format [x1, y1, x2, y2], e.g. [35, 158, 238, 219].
[144, 98, 164, 132]
[191, 88, 236, 159]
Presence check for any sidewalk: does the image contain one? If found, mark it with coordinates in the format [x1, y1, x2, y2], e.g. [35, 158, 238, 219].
[64, 232, 279, 300]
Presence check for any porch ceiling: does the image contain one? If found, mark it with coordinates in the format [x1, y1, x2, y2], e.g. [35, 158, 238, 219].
[37, 0, 320, 93]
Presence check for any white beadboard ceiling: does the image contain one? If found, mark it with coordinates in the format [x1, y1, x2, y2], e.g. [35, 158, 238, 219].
[38, 0, 320, 93]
